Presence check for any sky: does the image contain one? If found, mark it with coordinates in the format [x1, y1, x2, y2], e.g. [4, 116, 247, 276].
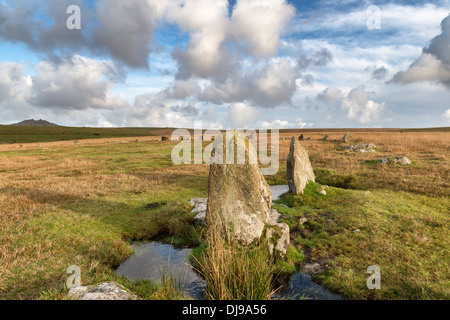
[0, 0, 449, 129]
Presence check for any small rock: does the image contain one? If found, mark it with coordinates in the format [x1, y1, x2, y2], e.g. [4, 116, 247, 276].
[161, 136, 169, 141]
[396, 156, 411, 165]
[302, 262, 324, 276]
[68, 282, 138, 300]
[322, 135, 328, 141]
[298, 217, 308, 225]
[345, 143, 376, 152]
[190, 198, 208, 225]
[353, 229, 360, 233]
[327, 219, 336, 224]
[379, 156, 411, 165]
[318, 188, 326, 195]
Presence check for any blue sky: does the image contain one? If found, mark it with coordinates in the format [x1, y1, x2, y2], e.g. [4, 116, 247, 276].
[0, 0, 449, 128]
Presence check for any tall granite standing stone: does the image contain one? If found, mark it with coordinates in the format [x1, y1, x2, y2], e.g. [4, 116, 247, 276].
[205, 130, 272, 245]
[204, 130, 290, 257]
[286, 137, 315, 194]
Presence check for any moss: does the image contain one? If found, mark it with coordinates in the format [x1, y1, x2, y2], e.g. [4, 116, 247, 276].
[314, 168, 355, 189]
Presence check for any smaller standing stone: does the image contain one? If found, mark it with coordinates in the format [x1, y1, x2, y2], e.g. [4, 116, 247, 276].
[298, 134, 304, 141]
[322, 135, 328, 141]
[342, 132, 350, 143]
[286, 137, 315, 195]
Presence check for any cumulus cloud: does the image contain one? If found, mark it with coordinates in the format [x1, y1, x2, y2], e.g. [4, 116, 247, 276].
[230, 0, 296, 57]
[167, 0, 230, 79]
[257, 118, 313, 129]
[391, 14, 450, 88]
[297, 48, 333, 70]
[366, 66, 389, 80]
[0, 62, 31, 104]
[445, 108, 450, 122]
[228, 103, 261, 128]
[29, 55, 129, 110]
[341, 85, 385, 124]
[316, 87, 342, 104]
[317, 85, 386, 124]
[0, 0, 87, 53]
[123, 91, 195, 128]
[93, 0, 167, 69]
[200, 58, 300, 108]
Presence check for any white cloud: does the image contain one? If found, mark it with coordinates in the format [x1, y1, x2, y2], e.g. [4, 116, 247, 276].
[445, 108, 450, 122]
[0, 62, 31, 104]
[391, 14, 450, 89]
[230, 0, 296, 57]
[341, 85, 385, 124]
[228, 103, 261, 128]
[29, 55, 129, 110]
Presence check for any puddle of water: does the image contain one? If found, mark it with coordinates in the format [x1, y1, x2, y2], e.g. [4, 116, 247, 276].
[270, 184, 290, 202]
[116, 185, 343, 300]
[115, 242, 205, 299]
[273, 273, 343, 300]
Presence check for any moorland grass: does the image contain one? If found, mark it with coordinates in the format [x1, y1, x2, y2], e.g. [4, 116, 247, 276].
[0, 129, 448, 299]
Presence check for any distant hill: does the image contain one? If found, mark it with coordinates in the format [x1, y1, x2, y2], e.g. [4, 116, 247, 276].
[10, 119, 59, 126]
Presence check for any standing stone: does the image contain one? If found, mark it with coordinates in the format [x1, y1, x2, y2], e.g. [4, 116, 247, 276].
[286, 137, 315, 195]
[322, 135, 328, 141]
[161, 136, 169, 141]
[205, 130, 272, 245]
[342, 132, 350, 143]
[298, 134, 304, 141]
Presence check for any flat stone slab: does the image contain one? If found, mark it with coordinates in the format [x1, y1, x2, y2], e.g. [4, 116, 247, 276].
[344, 143, 376, 152]
[68, 282, 139, 300]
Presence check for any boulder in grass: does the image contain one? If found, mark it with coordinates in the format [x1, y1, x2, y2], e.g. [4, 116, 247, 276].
[68, 282, 138, 300]
[344, 143, 376, 152]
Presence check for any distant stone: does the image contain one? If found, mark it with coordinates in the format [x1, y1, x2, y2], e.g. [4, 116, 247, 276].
[286, 137, 315, 195]
[298, 134, 304, 141]
[302, 263, 324, 276]
[68, 282, 138, 300]
[161, 136, 169, 141]
[379, 156, 411, 165]
[344, 143, 376, 152]
[342, 132, 350, 143]
[306, 137, 311, 140]
[322, 135, 329, 141]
